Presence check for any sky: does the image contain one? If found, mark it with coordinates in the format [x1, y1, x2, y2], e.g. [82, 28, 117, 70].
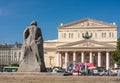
[0, 0, 120, 44]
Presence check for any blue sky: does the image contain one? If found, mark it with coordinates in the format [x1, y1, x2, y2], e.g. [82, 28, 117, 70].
[0, 0, 120, 44]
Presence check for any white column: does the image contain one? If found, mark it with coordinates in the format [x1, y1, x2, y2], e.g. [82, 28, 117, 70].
[60, 53, 62, 67]
[89, 52, 92, 63]
[81, 52, 84, 63]
[98, 52, 101, 67]
[56, 52, 60, 66]
[106, 52, 109, 70]
[114, 63, 117, 68]
[73, 52, 76, 62]
[65, 52, 68, 69]
[17, 52, 18, 61]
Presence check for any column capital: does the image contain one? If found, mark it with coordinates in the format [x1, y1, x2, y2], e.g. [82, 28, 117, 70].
[98, 51, 101, 53]
[56, 51, 60, 54]
[65, 51, 68, 54]
[81, 51, 84, 53]
[73, 51, 76, 53]
[106, 51, 110, 53]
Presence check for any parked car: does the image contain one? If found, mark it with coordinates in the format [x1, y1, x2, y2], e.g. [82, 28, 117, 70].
[93, 69, 99, 76]
[56, 69, 65, 73]
[0, 68, 3, 72]
[93, 69, 107, 76]
[111, 69, 118, 76]
[46, 68, 53, 72]
[63, 71, 73, 76]
[72, 70, 82, 75]
[98, 69, 107, 76]
[52, 67, 66, 73]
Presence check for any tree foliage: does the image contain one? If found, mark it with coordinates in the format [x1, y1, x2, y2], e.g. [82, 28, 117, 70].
[11, 63, 19, 67]
[112, 38, 120, 66]
[117, 38, 120, 50]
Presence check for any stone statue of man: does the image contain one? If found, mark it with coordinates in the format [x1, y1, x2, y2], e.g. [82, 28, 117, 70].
[18, 21, 46, 72]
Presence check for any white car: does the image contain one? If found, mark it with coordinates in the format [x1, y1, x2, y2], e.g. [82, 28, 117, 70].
[93, 69, 107, 76]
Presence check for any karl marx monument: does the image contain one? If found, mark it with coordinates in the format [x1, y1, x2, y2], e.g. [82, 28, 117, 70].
[18, 21, 46, 72]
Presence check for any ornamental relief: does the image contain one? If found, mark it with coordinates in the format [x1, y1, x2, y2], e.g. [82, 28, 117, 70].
[80, 21, 104, 27]
[78, 42, 95, 47]
[64, 21, 110, 28]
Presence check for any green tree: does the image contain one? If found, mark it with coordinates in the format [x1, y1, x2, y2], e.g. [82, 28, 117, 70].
[112, 38, 120, 66]
[11, 63, 19, 67]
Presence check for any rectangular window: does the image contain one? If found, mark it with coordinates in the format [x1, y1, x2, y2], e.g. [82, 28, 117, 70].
[109, 32, 114, 38]
[62, 33, 66, 38]
[104, 33, 106, 38]
[112, 33, 114, 38]
[95, 33, 97, 38]
[109, 32, 112, 38]
[69, 33, 73, 38]
[102, 32, 106, 38]
[64, 33, 66, 38]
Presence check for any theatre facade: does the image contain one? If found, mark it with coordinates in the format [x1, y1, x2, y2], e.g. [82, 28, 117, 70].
[44, 18, 118, 70]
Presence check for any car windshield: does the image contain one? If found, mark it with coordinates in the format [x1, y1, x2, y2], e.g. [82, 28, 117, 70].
[98, 70, 104, 72]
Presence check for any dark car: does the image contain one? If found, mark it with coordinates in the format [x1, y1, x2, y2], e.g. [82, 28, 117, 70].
[98, 69, 107, 76]
[56, 69, 65, 73]
[0, 68, 3, 72]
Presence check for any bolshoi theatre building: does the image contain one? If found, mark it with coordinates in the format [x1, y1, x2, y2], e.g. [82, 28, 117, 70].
[44, 18, 118, 70]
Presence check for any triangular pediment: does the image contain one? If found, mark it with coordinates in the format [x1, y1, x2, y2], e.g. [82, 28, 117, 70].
[57, 40, 115, 49]
[59, 18, 117, 29]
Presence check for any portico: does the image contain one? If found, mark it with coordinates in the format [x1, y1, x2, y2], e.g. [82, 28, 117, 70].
[57, 51, 113, 70]
[56, 40, 115, 70]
